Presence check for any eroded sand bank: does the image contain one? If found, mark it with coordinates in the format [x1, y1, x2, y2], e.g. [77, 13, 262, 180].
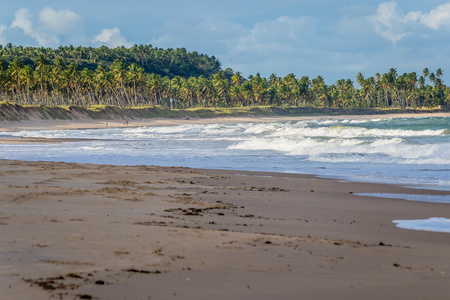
[1, 112, 449, 133]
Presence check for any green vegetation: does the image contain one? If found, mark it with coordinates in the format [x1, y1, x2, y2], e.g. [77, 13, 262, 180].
[0, 43, 220, 78]
[0, 44, 449, 110]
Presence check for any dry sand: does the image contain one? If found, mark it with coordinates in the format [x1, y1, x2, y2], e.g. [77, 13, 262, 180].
[1, 159, 450, 300]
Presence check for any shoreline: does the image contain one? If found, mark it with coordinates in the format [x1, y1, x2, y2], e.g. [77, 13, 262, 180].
[1, 111, 449, 133]
[1, 159, 450, 299]
[0, 112, 448, 192]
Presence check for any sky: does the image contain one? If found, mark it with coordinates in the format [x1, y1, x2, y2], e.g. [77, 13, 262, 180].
[1, 0, 450, 84]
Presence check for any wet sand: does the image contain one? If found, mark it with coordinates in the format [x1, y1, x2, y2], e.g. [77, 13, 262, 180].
[1, 159, 450, 299]
[0, 137, 95, 144]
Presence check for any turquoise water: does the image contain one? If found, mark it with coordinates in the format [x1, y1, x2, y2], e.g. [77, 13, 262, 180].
[1, 116, 449, 191]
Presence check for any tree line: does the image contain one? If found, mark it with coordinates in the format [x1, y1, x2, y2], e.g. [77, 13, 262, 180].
[0, 44, 221, 79]
[0, 44, 448, 109]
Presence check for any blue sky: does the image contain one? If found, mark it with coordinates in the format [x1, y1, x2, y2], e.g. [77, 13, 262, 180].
[1, 1, 450, 84]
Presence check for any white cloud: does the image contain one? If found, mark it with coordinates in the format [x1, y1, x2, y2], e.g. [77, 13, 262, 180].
[39, 7, 82, 35]
[10, 8, 59, 46]
[367, 2, 406, 43]
[9, 7, 83, 47]
[151, 15, 316, 57]
[11, 8, 34, 38]
[403, 11, 421, 23]
[368, 2, 450, 43]
[150, 18, 244, 55]
[233, 16, 316, 54]
[418, 3, 450, 30]
[92, 27, 133, 48]
[5, 7, 134, 48]
[150, 15, 321, 78]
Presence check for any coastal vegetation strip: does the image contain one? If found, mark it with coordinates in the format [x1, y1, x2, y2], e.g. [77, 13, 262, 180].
[0, 44, 449, 110]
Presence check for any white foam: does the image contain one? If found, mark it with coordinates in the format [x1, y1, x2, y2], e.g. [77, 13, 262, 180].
[1, 116, 448, 191]
[370, 137, 403, 147]
[229, 133, 449, 165]
[393, 218, 450, 233]
[355, 193, 450, 204]
[349, 119, 371, 124]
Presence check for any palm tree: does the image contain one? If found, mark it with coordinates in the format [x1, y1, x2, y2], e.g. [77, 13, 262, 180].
[95, 65, 114, 105]
[423, 68, 429, 81]
[5, 59, 24, 102]
[0, 53, 6, 101]
[429, 73, 436, 85]
[146, 73, 164, 105]
[195, 75, 213, 107]
[268, 73, 280, 86]
[362, 77, 375, 107]
[60, 62, 81, 105]
[127, 63, 145, 106]
[110, 59, 130, 105]
[298, 76, 311, 106]
[34, 54, 49, 99]
[356, 72, 365, 88]
[229, 85, 242, 106]
[250, 73, 266, 105]
[80, 68, 95, 105]
[20, 65, 34, 103]
[283, 73, 298, 105]
[231, 71, 243, 86]
[240, 80, 253, 106]
[181, 77, 197, 108]
[277, 83, 290, 105]
[170, 76, 184, 107]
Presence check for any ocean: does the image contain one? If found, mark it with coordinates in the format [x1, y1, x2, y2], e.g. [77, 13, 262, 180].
[1, 115, 450, 232]
[1, 116, 449, 190]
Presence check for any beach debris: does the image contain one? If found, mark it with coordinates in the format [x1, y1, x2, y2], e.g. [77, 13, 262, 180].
[240, 214, 255, 218]
[123, 268, 163, 274]
[25, 275, 80, 291]
[67, 273, 83, 279]
[23, 271, 109, 298]
[245, 186, 289, 192]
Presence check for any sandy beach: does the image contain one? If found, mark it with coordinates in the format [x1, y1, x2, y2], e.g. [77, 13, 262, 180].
[1, 158, 450, 299]
[1, 113, 450, 299]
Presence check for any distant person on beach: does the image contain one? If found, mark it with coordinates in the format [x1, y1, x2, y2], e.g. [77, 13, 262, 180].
[185, 116, 190, 120]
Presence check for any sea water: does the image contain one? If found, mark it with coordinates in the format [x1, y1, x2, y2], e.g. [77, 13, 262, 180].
[1, 116, 449, 232]
[1, 116, 448, 190]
